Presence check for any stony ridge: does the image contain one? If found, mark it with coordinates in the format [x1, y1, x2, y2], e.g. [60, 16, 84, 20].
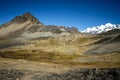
[11, 12, 42, 24]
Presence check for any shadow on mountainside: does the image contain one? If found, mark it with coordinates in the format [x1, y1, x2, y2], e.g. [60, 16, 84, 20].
[0, 40, 27, 49]
[85, 34, 120, 55]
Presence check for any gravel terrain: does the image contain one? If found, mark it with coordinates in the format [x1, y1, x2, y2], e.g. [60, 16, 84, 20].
[0, 68, 120, 80]
[0, 69, 24, 80]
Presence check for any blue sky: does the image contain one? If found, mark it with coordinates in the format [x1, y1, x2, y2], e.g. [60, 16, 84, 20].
[0, 0, 120, 31]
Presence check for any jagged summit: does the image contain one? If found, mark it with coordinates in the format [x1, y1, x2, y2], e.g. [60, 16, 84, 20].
[11, 12, 42, 24]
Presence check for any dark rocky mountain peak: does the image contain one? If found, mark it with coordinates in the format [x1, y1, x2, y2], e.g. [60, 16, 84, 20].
[11, 12, 42, 24]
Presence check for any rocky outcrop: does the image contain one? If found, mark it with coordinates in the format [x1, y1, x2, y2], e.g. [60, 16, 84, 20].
[11, 12, 42, 24]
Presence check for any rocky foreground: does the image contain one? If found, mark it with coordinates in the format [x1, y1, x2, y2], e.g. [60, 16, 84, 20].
[0, 68, 120, 80]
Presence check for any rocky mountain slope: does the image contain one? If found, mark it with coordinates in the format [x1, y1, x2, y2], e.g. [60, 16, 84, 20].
[0, 12, 80, 40]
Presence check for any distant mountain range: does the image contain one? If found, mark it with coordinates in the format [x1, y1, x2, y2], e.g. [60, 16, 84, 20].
[82, 23, 120, 34]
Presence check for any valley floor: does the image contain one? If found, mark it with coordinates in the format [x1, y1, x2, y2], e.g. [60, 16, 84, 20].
[0, 57, 120, 80]
[0, 37, 120, 80]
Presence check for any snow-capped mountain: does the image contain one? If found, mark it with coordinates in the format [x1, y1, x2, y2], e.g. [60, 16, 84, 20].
[82, 23, 120, 34]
